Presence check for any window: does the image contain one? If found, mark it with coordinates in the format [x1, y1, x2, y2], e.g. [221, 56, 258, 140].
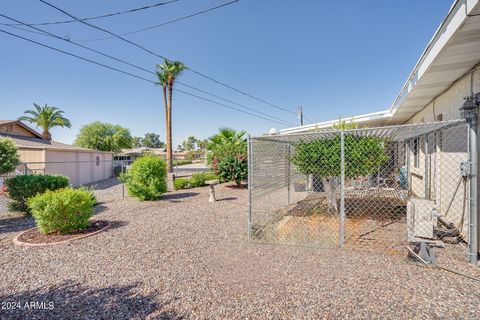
[413, 138, 420, 168]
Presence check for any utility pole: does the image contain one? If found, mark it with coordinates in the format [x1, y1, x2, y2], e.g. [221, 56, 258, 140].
[298, 106, 304, 126]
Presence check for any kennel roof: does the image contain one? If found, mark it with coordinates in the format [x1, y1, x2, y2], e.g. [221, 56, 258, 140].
[253, 120, 466, 143]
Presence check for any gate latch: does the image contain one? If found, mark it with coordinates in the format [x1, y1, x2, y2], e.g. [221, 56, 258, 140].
[460, 161, 471, 177]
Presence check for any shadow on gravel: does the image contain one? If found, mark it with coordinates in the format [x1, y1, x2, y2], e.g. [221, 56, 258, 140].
[0, 281, 182, 319]
[108, 220, 129, 230]
[0, 215, 34, 235]
[84, 178, 122, 191]
[93, 204, 109, 215]
[217, 197, 237, 202]
[161, 192, 200, 201]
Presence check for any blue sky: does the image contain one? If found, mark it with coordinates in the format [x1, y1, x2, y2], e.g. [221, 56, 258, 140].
[1, 0, 453, 145]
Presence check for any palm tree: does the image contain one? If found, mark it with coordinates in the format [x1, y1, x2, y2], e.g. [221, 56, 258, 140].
[156, 60, 185, 173]
[18, 103, 71, 140]
[207, 127, 247, 152]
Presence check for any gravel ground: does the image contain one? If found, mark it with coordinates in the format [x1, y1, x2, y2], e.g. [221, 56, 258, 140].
[0, 184, 479, 319]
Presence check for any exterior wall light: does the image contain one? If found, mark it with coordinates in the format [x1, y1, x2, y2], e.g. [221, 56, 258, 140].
[460, 95, 479, 123]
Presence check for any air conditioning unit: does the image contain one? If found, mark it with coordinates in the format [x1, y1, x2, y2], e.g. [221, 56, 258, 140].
[407, 198, 436, 242]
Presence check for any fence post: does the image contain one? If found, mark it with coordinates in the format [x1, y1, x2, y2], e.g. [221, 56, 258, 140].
[406, 140, 411, 193]
[121, 161, 125, 198]
[424, 134, 430, 199]
[247, 135, 253, 241]
[469, 116, 478, 264]
[287, 145, 291, 205]
[23, 163, 27, 175]
[339, 131, 345, 247]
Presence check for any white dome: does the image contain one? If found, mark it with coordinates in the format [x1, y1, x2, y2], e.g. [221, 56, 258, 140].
[268, 128, 279, 135]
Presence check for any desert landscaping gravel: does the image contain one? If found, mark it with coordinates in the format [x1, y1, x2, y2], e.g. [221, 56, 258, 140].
[1, 183, 479, 319]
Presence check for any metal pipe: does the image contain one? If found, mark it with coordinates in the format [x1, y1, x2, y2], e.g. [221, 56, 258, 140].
[247, 135, 253, 241]
[287, 145, 291, 205]
[469, 115, 478, 263]
[425, 134, 430, 199]
[339, 131, 345, 247]
[406, 139, 411, 193]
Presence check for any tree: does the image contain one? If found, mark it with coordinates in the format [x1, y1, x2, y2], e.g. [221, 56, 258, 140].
[0, 138, 20, 175]
[18, 103, 71, 140]
[208, 128, 248, 186]
[207, 127, 247, 153]
[142, 133, 164, 148]
[182, 136, 198, 151]
[291, 123, 387, 212]
[155, 60, 186, 173]
[197, 139, 208, 151]
[133, 137, 143, 148]
[74, 121, 133, 153]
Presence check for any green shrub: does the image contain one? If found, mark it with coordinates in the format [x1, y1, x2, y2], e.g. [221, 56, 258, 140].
[28, 187, 95, 234]
[173, 172, 218, 190]
[119, 155, 167, 200]
[0, 138, 20, 175]
[173, 178, 190, 191]
[189, 172, 217, 187]
[217, 153, 248, 185]
[173, 159, 192, 166]
[5, 174, 69, 213]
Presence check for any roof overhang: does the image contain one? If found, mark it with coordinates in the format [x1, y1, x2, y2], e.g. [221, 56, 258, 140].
[390, 0, 480, 123]
[280, 110, 391, 134]
[281, 0, 480, 134]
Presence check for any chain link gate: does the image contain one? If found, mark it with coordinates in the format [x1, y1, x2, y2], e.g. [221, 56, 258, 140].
[249, 120, 474, 264]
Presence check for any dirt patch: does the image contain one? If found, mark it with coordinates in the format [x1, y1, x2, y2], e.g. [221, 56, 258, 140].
[14, 220, 110, 246]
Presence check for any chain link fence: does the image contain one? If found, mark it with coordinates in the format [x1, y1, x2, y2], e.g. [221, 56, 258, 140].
[0, 158, 210, 209]
[249, 120, 475, 265]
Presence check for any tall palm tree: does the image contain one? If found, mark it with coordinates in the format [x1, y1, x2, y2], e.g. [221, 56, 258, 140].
[155, 60, 186, 173]
[18, 103, 71, 140]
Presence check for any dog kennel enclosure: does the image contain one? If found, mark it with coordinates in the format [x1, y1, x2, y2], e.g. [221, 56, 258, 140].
[248, 120, 477, 264]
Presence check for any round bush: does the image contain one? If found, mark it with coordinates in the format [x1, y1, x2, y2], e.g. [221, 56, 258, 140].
[0, 138, 20, 175]
[28, 188, 95, 234]
[120, 155, 167, 200]
[5, 174, 69, 213]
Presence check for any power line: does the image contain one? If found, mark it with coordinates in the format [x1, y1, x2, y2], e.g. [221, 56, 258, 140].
[174, 88, 291, 126]
[1, 0, 180, 26]
[38, 0, 299, 118]
[0, 28, 291, 127]
[0, 29, 155, 83]
[0, 13, 295, 126]
[176, 82, 297, 126]
[80, 0, 240, 42]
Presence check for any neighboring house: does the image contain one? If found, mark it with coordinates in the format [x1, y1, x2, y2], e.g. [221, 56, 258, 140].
[0, 120, 113, 186]
[115, 147, 195, 162]
[279, 0, 480, 254]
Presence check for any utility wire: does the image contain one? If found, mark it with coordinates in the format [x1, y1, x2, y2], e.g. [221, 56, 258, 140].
[0, 28, 290, 127]
[0, 29, 155, 83]
[80, 0, 240, 42]
[0, 13, 295, 126]
[1, 0, 180, 26]
[174, 88, 291, 126]
[175, 81, 296, 126]
[38, 0, 300, 118]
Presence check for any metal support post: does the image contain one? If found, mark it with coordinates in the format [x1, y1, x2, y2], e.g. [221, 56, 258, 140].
[460, 95, 478, 264]
[469, 117, 478, 263]
[339, 131, 345, 247]
[247, 135, 253, 241]
[406, 140, 411, 193]
[287, 145, 291, 205]
[424, 134, 430, 199]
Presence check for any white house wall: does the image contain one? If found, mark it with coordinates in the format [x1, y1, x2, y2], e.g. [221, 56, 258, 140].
[44, 150, 113, 186]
